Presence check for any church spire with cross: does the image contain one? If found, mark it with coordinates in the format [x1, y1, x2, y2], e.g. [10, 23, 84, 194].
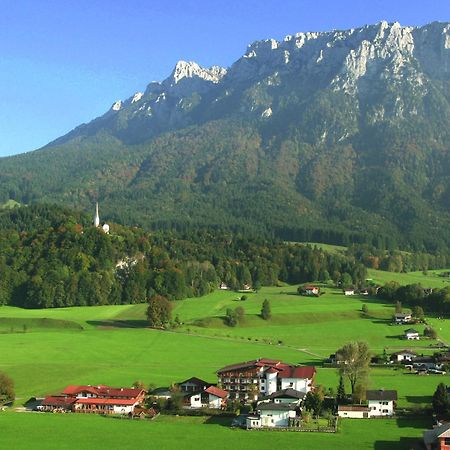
[94, 202, 100, 228]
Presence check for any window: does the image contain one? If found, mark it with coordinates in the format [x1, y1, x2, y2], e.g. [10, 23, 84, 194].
[444, 438, 450, 445]
[382, 409, 388, 413]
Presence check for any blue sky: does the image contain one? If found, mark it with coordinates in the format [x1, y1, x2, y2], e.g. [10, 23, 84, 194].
[0, 0, 448, 157]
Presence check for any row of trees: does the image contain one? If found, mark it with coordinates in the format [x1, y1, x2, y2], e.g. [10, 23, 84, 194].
[377, 282, 450, 314]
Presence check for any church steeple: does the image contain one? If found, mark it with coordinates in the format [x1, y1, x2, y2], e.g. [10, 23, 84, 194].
[94, 202, 100, 227]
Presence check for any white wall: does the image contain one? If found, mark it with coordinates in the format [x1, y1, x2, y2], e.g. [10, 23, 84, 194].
[368, 400, 394, 417]
[280, 378, 311, 393]
[338, 410, 368, 418]
[261, 411, 289, 427]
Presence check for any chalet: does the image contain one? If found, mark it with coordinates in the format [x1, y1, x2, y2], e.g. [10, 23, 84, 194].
[247, 403, 298, 428]
[337, 405, 370, 419]
[394, 313, 412, 324]
[241, 284, 252, 291]
[73, 397, 141, 415]
[184, 385, 228, 409]
[423, 423, 450, 450]
[390, 350, 417, 363]
[366, 390, 397, 417]
[39, 385, 147, 415]
[177, 377, 212, 394]
[259, 388, 305, 405]
[344, 288, 355, 296]
[299, 285, 320, 296]
[219, 282, 229, 290]
[217, 358, 316, 400]
[129, 407, 158, 420]
[404, 329, 420, 340]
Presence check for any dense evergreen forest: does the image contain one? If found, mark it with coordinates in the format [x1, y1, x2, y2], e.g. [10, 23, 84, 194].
[0, 204, 371, 309]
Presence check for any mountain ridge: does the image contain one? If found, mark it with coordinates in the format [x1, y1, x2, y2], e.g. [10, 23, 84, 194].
[0, 21, 449, 250]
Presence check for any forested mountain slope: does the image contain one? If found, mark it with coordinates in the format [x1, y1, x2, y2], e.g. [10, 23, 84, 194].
[0, 21, 449, 250]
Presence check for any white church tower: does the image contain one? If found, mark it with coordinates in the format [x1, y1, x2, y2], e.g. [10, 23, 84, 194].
[94, 202, 100, 228]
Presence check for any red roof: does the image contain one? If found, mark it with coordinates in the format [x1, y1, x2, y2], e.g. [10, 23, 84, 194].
[75, 398, 139, 406]
[278, 366, 316, 379]
[62, 385, 145, 398]
[205, 386, 228, 399]
[217, 358, 283, 373]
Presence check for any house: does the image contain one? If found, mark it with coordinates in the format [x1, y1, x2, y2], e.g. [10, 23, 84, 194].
[217, 358, 316, 400]
[241, 284, 252, 291]
[404, 329, 420, 340]
[337, 405, 370, 419]
[359, 289, 369, 296]
[366, 390, 397, 417]
[246, 414, 262, 429]
[73, 397, 141, 415]
[259, 388, 305, 405]
[148, 387, 172, 399]
[251, 402, 298, 428]
[394, 313, 412, 324]
[344, 288, 355, 296]
[177, 377, 212, 394]
[38, 396, 77, 412]
[390, 350, 417, 363]
[184, 385, 228, 409]
[129, 407, 158, 419]
[219, 282, 229, 290]
[299, 285, 320, 296]
[423, 423, 450, 450]
[39, 384, 147, 415]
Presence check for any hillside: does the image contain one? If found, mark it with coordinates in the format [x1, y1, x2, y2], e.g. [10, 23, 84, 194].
[0, 21, 449, 250]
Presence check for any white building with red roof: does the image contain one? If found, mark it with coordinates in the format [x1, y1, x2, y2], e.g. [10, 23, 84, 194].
[217, 358, 316, 400]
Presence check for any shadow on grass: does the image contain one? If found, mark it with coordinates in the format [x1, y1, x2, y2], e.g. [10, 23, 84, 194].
[374, 438, 422, 450]
[203, 416, 233, 427]
[405, 395, 432, 404]
[87, 320, 149, 329]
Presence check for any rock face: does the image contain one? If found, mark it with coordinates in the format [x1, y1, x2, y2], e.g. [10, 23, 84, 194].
[52, 21, 449, 145]
[0, 21, 449, 249]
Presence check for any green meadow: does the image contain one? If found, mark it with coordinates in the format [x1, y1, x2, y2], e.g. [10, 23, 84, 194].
[0, 267, 449, 449]
[0, 412, 431, 450]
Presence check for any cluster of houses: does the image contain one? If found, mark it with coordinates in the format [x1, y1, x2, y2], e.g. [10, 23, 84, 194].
[38, 384, 155, 417]
[35, 357, 405, 430]
[390, 349, 447, 374]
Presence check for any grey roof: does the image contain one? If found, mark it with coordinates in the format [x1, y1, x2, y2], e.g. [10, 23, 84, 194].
[423, 423, 450, 445]
[404, 329, 419, 334]
[366, 390, 398, 401]
[263, 388, 306, 400]
[257, 402, 296, 412]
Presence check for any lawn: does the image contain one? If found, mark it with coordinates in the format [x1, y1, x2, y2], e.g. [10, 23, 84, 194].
[0, 412, 431, 450]
[367, 268, 450, 288]
[0, 270, 448, 448]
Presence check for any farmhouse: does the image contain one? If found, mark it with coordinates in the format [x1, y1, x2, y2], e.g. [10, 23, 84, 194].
[299, 285, 320, 296]
[184, 385, 228, 409]
[423, 423, 450, 450]
[217, 358, 315, 400]
[343, 288, 355, 296]
[390, 350, 417, 363]
[366, 390, 397, 417]
[177, 377, 212, 393]
[219, 282, 229, 290]
[404, 328, 420, 340]
[337, 405, 370, 419]
[40, 385, 146, 415]
[394, 313, 412, 324]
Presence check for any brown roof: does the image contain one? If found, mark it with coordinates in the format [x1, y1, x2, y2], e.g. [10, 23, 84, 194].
[42, 396, 76, 407]
[366, 390, 397, 401]
[278, 366, 316, 379]
[75, 398, 139, 406]
[217, 358, 282, 373]
[62, 385, 145, 398]
[338, 405, 370, 412]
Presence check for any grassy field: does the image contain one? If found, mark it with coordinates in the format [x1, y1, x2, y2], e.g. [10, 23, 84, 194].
[1, 267, 449, 448]
[0, 412, 431, 450]
[367, 268, 450, 288]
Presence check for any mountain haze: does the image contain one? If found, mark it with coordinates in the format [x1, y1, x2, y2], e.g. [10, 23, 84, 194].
[1, 21, 449, 249]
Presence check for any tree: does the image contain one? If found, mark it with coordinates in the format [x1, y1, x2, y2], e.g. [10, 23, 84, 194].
[235, 306, 245, 323]
[361, 304, 369, 315]
[0, 372, 15, 404]
[412, 306, 424, 321]
[336, 341, 371, 394]
[225, 308, 237, 327]
[432, 383, 450, 417]
[395, 301, 402, 313]
[424, 327, 438, 339]
[336, 375, 347, 405]
[147, 294, 172, 327]
[304, 391, 323, 417]
[261, 299, 271, 320]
